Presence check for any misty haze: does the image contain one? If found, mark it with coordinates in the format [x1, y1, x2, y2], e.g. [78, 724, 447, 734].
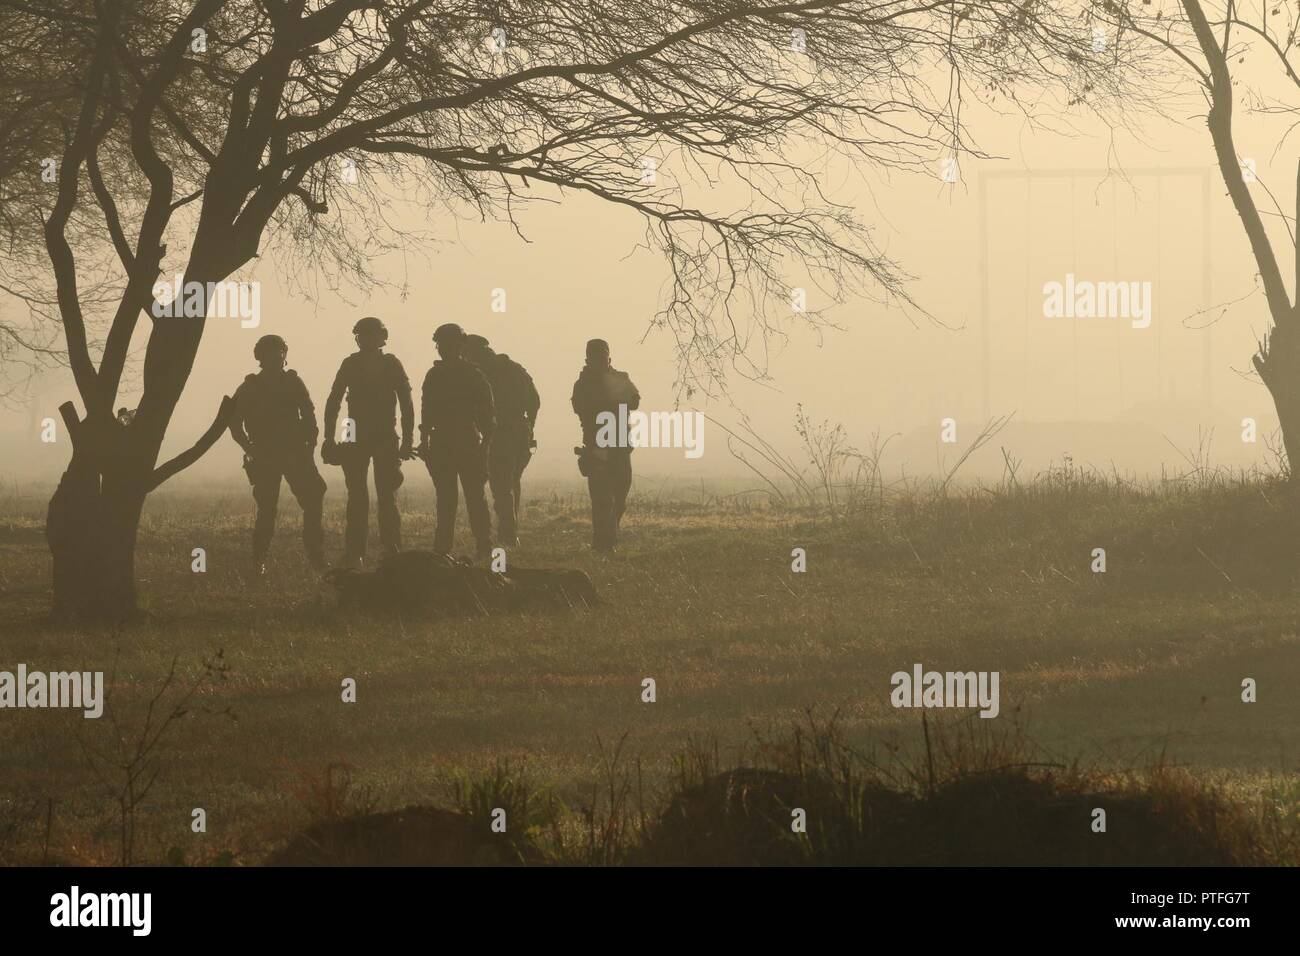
[0, 0, 1296, 894]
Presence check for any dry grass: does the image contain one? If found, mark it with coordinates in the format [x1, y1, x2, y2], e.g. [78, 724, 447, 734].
[0, 474, 1296, 864]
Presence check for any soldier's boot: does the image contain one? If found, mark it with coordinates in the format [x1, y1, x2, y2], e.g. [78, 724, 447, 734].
[493, 497, 517, 547]
[252, 473, 280, 574]
[301, 505, 326, 569]
[609, 454, 633, 551]
[251, 533, 274, 573]
[431, 463, 460, 554]
[489, 461, 518, 547]
[289, 462, 328, 570]
[377, 502, 402, 557]
[302, 515, 325, 567]
[588, 475, 615, 552]
[510, 469, 525, 544]
[498, 488, 519, 547]
[431, 495, 455, 552]
[496, 509, 518, 548]
[594, 516, 616, 553]
[374, 447, 404, 556]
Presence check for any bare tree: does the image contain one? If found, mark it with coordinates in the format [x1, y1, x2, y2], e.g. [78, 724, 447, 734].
[0, 0, 1122, 621]
[0, 9, 101, 402]
[1094, 0, 1300, 478]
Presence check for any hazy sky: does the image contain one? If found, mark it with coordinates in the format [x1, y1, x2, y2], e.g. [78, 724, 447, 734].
[0, 79, 1291, 487]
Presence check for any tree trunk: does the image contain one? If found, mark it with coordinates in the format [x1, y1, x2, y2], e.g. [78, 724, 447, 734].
[1254, 323, 1300, 482]
[46, 414, 148, 624]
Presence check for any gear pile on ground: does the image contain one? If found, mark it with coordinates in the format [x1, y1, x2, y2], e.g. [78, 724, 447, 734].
[328, 549, 598, 614]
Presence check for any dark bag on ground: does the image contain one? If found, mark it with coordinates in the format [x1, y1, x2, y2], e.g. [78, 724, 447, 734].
[328, 550, 598, 615]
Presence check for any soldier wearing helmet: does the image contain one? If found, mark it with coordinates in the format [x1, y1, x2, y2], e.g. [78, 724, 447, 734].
[323, 316, 416, 568]
[462, 333, 540, 547]
[571, 338, 640, 552]
[419, 322, 496, 558]
[229, 334, 327, 573]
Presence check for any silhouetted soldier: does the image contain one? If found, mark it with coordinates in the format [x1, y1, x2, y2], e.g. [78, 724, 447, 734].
[229, 334, 326, 574]
[420, 323, 496, 559]
[463, 334, 540, 546]
[571, 339, 640, 552]
[323, 317, 415, 569]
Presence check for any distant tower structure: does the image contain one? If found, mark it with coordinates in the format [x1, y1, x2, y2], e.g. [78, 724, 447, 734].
[976, 166, 1214, 423]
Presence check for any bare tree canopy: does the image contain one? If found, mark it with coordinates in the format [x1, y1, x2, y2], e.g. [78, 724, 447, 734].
[0, 0, 1127, 620]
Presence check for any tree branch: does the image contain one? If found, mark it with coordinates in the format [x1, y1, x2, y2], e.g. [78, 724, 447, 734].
[1184, 0, 1293, 325]
[87, 144, 135, 273]
[147, 395, 234, 491]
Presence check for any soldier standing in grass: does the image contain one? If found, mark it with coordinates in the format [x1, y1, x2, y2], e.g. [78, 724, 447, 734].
[463, 333, 540, 547]
[571, 338, 640, 553]
[322, 316, 416, 569]
[420, 323, 497, 559]
[229, 334, 327, 575]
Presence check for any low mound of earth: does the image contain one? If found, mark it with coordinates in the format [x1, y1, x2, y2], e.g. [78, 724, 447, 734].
[265, 768, 1246, 866]
[265, 806, 537, 866]
[636, 768, 1247, 866]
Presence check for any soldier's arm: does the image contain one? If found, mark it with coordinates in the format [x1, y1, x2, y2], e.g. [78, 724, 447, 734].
[228, 387, 253, 453]
[478, 371, 497, 442]
[323, 360, 349, 443]
[523, 369, 540, 425]
[392, 357, 415, 449]
[570, 379, 584, 418]
[419, 368, 435, 441]
[625, 374, 641, 412]
[228, 417, 252, 454]
[294, 374, 319, 446]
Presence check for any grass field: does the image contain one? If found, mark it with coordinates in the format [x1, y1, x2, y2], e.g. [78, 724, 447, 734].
[1, 470, 1298, 864]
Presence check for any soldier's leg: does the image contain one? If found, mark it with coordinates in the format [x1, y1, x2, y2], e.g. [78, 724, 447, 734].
[428, 451, 459, 553]
[609, 451, 633, 547]
[513, 443, 532, 534]
[251, 463, 283, 562]
[587, 469, 613, 550]
[372, 436, 403, 555]
[460, 449, 494, 557]
[341, 451, 371, 563]
[283, 453, 327, 566]
[487, 440, 517, 544]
